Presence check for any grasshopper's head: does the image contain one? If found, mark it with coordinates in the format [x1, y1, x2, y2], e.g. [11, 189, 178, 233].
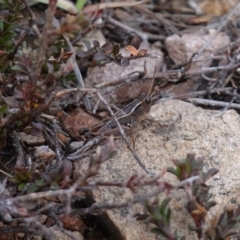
[144, 94, 152, 105]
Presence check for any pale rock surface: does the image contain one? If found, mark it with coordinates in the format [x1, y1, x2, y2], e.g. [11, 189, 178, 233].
[85, 44, 163, 104]
[165, 32, 230, 66]
[85, 43, 163, 89]
[164, 32, 230, 95]
[75, 100, 240, 239]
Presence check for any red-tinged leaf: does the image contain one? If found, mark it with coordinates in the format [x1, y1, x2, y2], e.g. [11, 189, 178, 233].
[131, 37, 140, 50]
[203, 168, 219, 183]
[14, 167, 28, 175]
[2, 96, 21, 107]
[62, 51, 73, 60]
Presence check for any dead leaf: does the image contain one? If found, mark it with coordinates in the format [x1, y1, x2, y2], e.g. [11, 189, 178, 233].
[60, 108, 100, 140]
[125, 45, 139, 56]
[58, 214, 87, 232]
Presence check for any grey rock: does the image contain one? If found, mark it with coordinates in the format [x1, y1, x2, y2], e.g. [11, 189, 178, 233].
[75, 100, 240, 239]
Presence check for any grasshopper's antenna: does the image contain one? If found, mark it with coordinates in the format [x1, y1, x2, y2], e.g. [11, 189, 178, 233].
[148, 65, 157, 98]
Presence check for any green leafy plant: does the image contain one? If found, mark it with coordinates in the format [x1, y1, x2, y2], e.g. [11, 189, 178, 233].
[135, 197, 184, 240]
[0, 0, 24, 72]
[11, 160, 73, 193]
[11, 164, 44, 193]
[168, 154, 218, 233]
[136, 154, 240, 239]
[214, 206, 240, 240]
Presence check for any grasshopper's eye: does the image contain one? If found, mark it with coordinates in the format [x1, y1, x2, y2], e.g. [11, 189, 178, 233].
[145, 95, 151, 104]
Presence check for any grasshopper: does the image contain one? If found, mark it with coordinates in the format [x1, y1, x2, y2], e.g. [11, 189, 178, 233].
[89, 67, 156, 137]
[95, 92, 152, 134]
[82, 92, 152, 138]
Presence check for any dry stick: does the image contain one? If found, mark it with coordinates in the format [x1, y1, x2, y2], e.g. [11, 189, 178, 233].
[100, 56, 240, 88]
[67, 135, 103, 160]
[96, 92, 155, 176]
[155, 87, 233, 104]
[83, 0, 150, 14]
[3, 175, 199, 216]
[52, 17, 91, 110]
[186, 98, 240, 110]
[221, 89, 238, 111]
[134, 4, 180, 35]
[153, 62, 240, 79]
[106, 16, 148, 41]
[84, 190, 162, 214]
[78, 175, 200, 214]
[52, 119, 63, 164]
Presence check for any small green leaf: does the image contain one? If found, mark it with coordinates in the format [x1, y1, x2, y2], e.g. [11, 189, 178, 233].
[18, 182, 26, 191]
[159, 198, 171, 216]
[76, 0, 87, 11]
[34, 179, 45, 187]
[0, 104, 8, 115]
[50, 182, 60, 190]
